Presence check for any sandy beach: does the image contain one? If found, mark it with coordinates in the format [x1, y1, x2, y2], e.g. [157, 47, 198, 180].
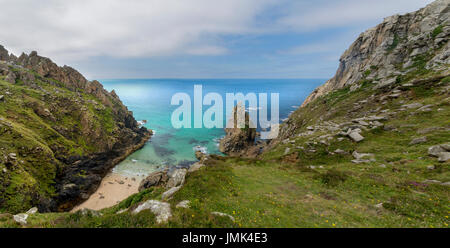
[72, 173, 145, 212]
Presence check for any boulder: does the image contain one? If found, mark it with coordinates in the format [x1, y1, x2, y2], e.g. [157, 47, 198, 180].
[166, 169, 187, 188]
[132, 200, 172, 224]
[13, 213, 28, 225]
[161, 186, 181, 201]
[348, 131, 364, 142]
[138, 169, 169, 191]
[409, 136, 427, 145]
[176, 200, 191, 209]
[352, 151, 375, 160]
[440, 143, 450, 151]
[334, 149, 348, 155]
[375, 78, 397, 89]
[438, 152, 450, 162]
[8, 153, 17, 160]
[26, 207, 38, 215]
[188, 162, 205, 173]
[428, 145, 447, 157]
[0, 95, 4, 102]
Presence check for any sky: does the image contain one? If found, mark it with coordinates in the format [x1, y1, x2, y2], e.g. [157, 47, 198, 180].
[0, 0, 435, 79]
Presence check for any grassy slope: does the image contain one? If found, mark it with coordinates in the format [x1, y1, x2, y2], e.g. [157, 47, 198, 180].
[0, 66, 117, 213]
[3, 70, 448, 228]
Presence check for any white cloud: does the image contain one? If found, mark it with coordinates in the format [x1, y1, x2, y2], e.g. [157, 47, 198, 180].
[0, 0, 275, 63]
[0, 0, 436, 68]
[277, 0, 435, 31]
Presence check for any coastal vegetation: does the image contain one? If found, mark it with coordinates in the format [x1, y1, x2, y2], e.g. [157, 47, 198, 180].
[0, 0, 448, 228]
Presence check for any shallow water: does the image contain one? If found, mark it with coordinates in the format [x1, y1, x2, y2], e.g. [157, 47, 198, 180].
[101, 79, 324, 177]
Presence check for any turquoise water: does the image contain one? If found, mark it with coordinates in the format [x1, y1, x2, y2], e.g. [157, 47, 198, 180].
[101, 79, 324, 177]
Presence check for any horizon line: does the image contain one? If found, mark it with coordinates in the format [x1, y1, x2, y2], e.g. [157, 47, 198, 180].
[95, 77, 329, 81]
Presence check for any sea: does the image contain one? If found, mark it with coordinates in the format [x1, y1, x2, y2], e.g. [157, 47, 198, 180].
[101, 79, 324, 177]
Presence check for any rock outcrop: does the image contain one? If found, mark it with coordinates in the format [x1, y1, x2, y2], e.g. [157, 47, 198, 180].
[219, 104, 257, 156]
[0, 45, 9, 61]
[138, 168, 188, 192]
[428, 143, 450, 162]
[302, 0, 449, 106]
[132, 200, 172, 224]
[138, 169, 169, 192]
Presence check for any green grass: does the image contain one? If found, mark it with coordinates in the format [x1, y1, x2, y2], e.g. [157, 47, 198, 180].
[0, 60, 448, 228]
[431, 25, 443, 39]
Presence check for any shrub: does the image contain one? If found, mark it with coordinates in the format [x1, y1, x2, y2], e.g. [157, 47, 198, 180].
[316, 169, 348, 187]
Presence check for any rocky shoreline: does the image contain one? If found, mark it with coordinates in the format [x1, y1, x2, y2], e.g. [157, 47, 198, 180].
[52, 130, 152, 212]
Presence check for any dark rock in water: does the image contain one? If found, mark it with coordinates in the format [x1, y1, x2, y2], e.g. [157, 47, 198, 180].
[188, 138, 199, 144]
[219, 104, 256, 157]
[153, 144, 175, 157]
[154, 133, 173, 146]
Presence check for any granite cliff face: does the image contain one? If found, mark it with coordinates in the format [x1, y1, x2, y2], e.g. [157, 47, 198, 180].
[302, 0, 449, 106]
[0, 45, 151, 212]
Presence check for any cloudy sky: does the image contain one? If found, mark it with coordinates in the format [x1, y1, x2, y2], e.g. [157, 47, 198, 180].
[0, 0, 434, 79]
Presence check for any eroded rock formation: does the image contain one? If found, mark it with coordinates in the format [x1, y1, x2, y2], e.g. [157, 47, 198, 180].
[219, 104, 257, 156]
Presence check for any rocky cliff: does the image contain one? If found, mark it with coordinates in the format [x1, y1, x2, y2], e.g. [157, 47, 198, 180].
[0, 45, 151, 212]
[302, 0, 449, 106]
